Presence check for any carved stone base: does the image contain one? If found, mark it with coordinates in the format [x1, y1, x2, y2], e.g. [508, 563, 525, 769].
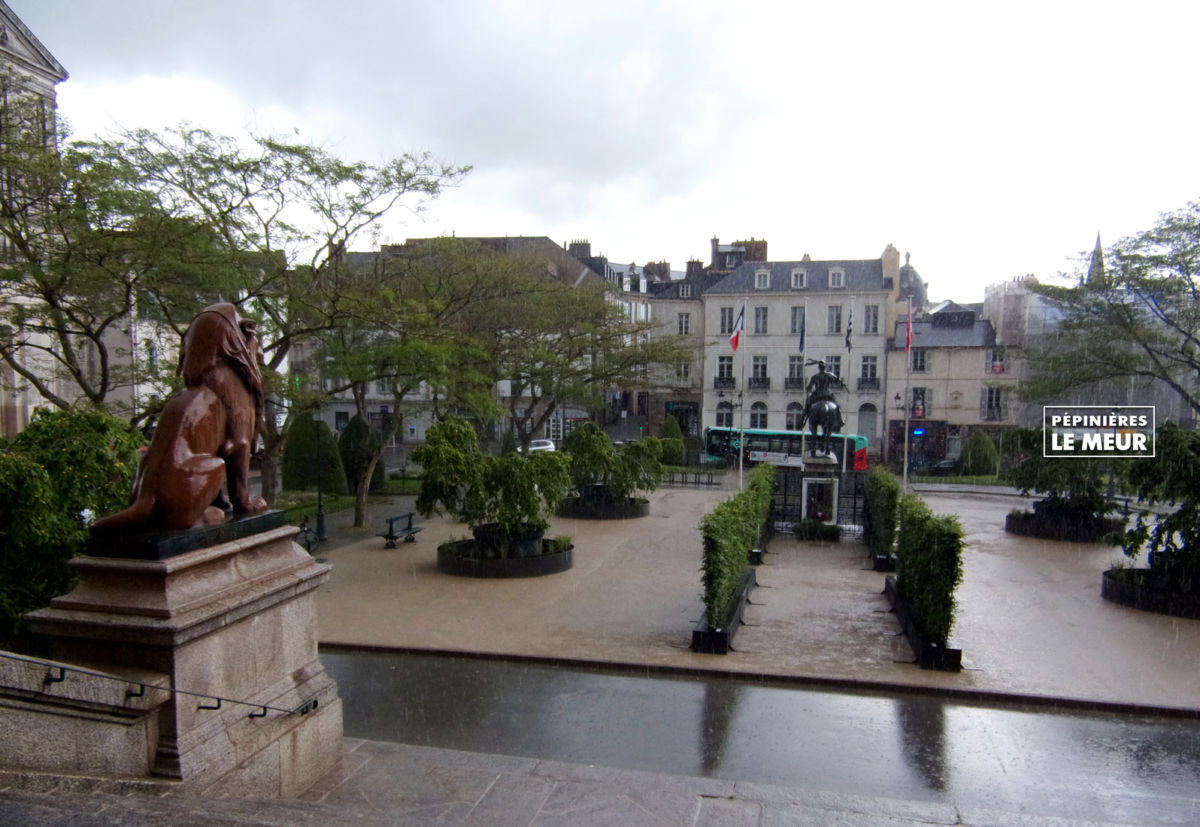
[25, 525, 342, 796]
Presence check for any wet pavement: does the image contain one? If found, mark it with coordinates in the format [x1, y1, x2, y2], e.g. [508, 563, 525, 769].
[322, 649, 1200, 823]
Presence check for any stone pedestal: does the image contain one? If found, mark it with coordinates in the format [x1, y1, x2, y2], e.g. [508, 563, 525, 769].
[25, 523, 342, 797]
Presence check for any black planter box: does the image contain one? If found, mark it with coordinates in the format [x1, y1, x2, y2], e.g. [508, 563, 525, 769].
[884, 575, 962, 672]
[691, 569, 756, 654]
[437, 540, 573, 578]
[1102, 568, 1200, 620]
[556, 496, 650, 520]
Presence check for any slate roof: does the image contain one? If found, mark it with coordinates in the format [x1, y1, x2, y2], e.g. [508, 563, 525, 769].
[892, 318, 996, 350]
[704, 259, 889, 294]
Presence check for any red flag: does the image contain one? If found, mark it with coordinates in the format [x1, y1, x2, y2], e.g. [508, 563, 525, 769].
[729, 306, 745, 352]
[905, 299, 912, 353]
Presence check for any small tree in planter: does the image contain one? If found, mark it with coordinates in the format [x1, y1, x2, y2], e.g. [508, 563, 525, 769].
[560, 422, 662, 517]
[414, 417, 571, 558]
[1002, 427, 1124, 541]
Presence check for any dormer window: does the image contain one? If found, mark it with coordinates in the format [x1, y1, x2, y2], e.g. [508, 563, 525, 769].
[679, 283, 692, 298]
[755, 269, 770, 289]
[791, 268, 806, 289]
[829, 268, 845, 288]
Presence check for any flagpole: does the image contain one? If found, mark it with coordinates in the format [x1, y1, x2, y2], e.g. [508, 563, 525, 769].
[903, 297, 912, 490]
[738, 299, 746, 492]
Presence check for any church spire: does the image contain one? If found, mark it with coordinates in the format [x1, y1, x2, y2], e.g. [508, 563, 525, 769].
[1085, 234, 1106, 286]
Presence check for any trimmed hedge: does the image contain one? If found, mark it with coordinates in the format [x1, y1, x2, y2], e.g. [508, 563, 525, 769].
[863, 467, 903, 557]
[282, 415, 349, 495]
[794, 519, 842, 542]
[894, 493, 964, 647]
[699, 464, 775, 629]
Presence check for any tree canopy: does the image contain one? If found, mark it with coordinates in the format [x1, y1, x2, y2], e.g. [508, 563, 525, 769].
[1021, 201, 1200, 418]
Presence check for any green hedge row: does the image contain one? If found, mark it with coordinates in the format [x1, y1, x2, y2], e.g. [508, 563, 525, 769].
[699, 464, 775, 629]
[894, 493, 965, 647]
[863, 467, 903, 557]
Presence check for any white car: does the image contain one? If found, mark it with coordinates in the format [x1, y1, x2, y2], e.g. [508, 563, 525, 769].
[520, 439, 556, 452]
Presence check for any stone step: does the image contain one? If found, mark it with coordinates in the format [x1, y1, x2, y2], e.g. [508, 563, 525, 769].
[0, 787, 390, 826]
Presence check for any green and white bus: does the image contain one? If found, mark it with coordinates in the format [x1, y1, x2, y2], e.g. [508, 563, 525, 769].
[704, 426, 869, 472]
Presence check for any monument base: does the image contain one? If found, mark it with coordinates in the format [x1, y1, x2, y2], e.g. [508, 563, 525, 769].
[22, 523, 341, 797]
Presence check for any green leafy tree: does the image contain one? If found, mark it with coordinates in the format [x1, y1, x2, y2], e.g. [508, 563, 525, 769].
[1003, 427, 1114, 519]
[562, 421, 662, 502]
[414, 417, 570, 538]
[1021, 200, 1200, 418]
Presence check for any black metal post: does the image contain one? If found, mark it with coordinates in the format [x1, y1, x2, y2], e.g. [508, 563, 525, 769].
[316, 411, 327, 541]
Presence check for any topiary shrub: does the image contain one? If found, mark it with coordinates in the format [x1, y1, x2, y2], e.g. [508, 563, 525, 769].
[338, 414, 381, 495]
[658, 437, 686, 467]
[660, 415, 684, 441]
[282, 415, 349, 495]
[959, 430, 999, 476]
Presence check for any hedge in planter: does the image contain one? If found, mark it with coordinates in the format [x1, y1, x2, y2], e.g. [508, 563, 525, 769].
[893, 493, 964, 652]
[699, 464, 774, 632]
[863, 466, 902, 559]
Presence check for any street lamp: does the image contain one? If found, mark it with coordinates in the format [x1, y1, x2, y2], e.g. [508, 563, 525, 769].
[894, 392, 910, 489]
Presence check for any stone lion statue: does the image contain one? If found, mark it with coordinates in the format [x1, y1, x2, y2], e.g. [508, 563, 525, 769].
[93, 303, 270, 533]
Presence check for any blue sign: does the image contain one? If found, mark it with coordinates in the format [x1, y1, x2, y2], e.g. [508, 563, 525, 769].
[912, 428, 925, 436]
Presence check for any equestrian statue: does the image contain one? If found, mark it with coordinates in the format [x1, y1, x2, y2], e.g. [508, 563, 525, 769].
[799, 359, 845, 457]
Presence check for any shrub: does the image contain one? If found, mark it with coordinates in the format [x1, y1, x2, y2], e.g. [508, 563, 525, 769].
[959, 430, 999, 476]
[281, 415, 349, 495]
[658, 437, 686, 467]
[863, 466, 903, 557]
[794, 520, 841, 542]
[700, 464, 774, 629]
[1, 408, 143, 652]
[660, 415, 684, 441]
[894, 493, 964, 647]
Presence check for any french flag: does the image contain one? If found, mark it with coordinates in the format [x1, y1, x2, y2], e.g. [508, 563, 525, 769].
[729, 306, 745, 352]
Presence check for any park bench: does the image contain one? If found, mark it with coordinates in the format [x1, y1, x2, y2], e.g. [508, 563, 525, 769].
[379, 512, 422, 548]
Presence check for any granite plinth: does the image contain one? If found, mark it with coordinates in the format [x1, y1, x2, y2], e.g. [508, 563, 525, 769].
[87, 510, 287, 560]
[22, 525, 342, 794]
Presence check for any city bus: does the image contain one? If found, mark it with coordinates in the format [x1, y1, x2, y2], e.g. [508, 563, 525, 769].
[703, 426, 869, 472]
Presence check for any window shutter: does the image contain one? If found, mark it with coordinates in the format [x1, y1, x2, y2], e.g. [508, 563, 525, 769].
[980, 387, 988, 420]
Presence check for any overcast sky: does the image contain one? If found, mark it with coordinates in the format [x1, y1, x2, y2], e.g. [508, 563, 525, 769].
[13, 1, 1200, 301]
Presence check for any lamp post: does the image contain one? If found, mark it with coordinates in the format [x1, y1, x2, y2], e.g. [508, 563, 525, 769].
[315, 403, 327, 542]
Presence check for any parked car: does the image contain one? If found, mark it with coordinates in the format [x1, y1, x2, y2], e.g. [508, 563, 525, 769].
[518, 439, 556, 453]
[927, 459, 959, 476]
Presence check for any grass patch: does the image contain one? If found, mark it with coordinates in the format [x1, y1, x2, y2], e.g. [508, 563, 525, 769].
[275, 491, 357, 520]
[911, 474, 1000, 485]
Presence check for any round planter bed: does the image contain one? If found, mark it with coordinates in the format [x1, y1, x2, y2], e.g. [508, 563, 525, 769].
[436, 539, 574, 579]
[1004, 510, 1125, 542]
[556, 495, 649, 520]
[1101, 568, 1200, 620]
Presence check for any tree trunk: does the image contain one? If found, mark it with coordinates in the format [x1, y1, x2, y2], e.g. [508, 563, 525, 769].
[352, 456, 378, 527]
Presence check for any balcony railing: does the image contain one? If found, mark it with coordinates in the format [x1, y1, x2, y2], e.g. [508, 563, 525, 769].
[857, 377, 880, 391]
[748, 376, 770, 391]
[784, 376, 805, 390]
[713, 376, 735, 390]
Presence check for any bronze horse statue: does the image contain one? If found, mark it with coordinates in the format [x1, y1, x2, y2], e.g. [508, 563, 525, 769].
[803, 399, 844, 457]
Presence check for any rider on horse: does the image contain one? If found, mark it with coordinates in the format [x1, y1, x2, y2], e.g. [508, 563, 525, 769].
[801, 360, 846, 433]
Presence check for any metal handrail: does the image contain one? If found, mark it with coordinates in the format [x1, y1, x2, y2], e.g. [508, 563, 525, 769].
[0, 651, 318, 719]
